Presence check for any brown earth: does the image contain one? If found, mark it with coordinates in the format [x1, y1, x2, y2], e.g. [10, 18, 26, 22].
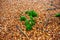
[0, 0, 60, 40]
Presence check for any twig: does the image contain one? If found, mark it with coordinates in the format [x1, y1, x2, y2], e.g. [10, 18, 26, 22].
[16, 25, 29, 40]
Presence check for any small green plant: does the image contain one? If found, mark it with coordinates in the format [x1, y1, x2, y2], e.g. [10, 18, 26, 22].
[55, 13, 60, 17]
[20, 10, 37, 31]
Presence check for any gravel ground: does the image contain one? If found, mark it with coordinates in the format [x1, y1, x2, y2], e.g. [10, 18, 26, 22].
[0, 0, 60, 40]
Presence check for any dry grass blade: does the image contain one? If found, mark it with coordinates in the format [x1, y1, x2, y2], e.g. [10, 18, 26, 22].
[16, 25, 29, 40]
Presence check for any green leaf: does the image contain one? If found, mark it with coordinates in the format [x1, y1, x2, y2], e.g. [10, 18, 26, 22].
[55, 13, 60, 17]
[20, 16, 26, 21]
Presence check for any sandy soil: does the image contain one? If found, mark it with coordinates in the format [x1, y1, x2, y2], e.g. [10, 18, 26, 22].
[0, 0, 60, 40]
